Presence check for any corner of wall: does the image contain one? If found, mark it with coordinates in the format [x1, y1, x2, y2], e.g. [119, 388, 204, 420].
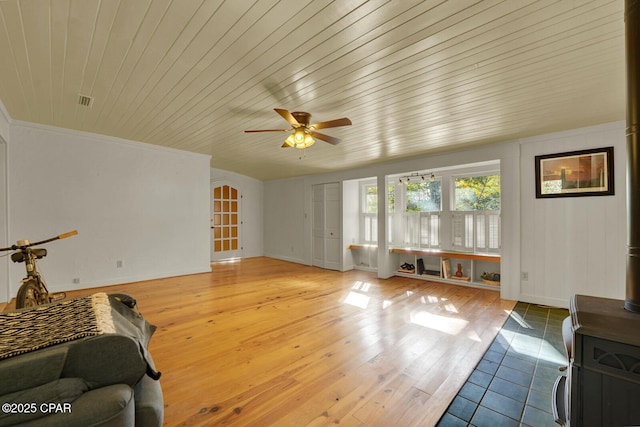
[0, 110, 8, 304]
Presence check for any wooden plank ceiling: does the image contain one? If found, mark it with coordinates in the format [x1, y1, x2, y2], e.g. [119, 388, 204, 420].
[0, 0, 625, 180]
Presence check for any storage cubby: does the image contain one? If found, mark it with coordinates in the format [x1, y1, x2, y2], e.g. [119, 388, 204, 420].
[475, 260, 501, 286]
[347, 244, 378, 272]
[418, 257, 441, 278]
[445, 258, 472, 283]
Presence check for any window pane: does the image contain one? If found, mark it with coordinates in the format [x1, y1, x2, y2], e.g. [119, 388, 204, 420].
[365, 185, 377, 213]
[405, 181, 441, 212]
[454, 175, 500, 211]
[388, 184, 395, 213]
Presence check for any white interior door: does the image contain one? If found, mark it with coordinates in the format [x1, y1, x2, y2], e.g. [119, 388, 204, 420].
[211, 181, 242, 260]
[313, 185, 325, 268]
[313, 182, 341, 270]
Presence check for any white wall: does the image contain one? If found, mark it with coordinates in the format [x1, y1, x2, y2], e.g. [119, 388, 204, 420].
[0, 101, 9, 303]
[0, 135, 7, 303]
[210, 168, 263, 258]
[519, 122, 626, 306]
[264, 177, 306, 263]
[6, 121, 212, 297]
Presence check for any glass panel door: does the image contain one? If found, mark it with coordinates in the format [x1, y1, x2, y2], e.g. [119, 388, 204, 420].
[211, 182, 241, 260]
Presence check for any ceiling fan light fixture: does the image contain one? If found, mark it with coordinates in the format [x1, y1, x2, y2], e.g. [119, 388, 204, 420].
[303, 134, 315, 148]
[284, 132, 315, 149]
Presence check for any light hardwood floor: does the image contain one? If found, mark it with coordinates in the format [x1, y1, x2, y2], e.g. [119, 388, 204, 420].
[30, 257, 515, 426]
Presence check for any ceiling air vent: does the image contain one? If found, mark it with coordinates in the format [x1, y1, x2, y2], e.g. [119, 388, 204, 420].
[78, 94, 94, 107]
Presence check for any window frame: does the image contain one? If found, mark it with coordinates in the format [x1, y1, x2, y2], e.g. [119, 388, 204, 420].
[360, 181, 378, 244]
[450, 171, 501, 253]
[396, 176, 443, 248]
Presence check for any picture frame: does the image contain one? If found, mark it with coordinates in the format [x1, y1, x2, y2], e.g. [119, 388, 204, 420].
[535, 147, 614, 198]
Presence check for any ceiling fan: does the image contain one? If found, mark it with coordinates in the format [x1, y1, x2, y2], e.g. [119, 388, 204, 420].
[244, 108, 352, 149]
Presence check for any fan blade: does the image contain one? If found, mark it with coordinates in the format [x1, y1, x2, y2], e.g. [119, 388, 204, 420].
[244, 129, 290, 133]
[310, 131, 341, 145]
[311, 117, 352, 130]
[274, 108, 300, 126]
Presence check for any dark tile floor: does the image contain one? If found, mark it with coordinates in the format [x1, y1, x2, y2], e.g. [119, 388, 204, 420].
[437, 302, 569, 427]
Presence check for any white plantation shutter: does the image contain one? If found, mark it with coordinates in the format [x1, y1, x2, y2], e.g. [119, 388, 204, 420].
[452, 213, 467, 249]
[452, 211, 500, 253]
[419, 213, 440, 248]
[476, 215, 486, 250]
[420, 215, 430, 246]
[363, 213, 377, 244]
[404, 213, 420, 247]
[488, 213, 500, 252]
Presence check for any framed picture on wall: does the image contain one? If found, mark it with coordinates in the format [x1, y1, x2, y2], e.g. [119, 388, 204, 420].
[535, 147, 614, 198]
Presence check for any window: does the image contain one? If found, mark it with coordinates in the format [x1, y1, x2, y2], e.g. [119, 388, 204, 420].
[452, 174, 500, 253]
[364, 184, 377, 213]
[356, 164, 501, 255]
[359, 182, 396, 244]
[402, 179, 442, 248]
[361, 183, 378, 244]
[454, 175, 500, 211]
[405, 181, 441, 212]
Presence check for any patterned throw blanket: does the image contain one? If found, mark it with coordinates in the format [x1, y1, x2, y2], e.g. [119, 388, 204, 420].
[0, 292, 116, 360]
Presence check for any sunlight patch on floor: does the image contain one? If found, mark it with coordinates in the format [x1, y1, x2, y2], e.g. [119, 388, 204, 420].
[342, 281, 375, 309]
[409, 310, 468, 335]
[499, 329, 566, 365]
[343, 291, 370, 309]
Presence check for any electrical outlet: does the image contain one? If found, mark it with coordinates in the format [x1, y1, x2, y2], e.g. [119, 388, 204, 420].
[521, 272, 529, 281]
[116, 260, 123, 268]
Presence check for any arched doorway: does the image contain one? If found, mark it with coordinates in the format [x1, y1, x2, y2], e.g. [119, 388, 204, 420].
[211, 181, 242, 260]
